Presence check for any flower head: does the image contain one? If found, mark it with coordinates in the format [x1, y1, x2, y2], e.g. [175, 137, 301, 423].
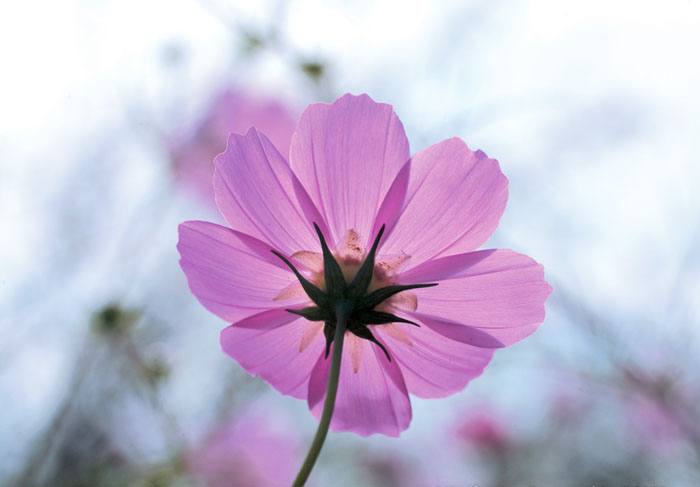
[177, 93, 552, 436]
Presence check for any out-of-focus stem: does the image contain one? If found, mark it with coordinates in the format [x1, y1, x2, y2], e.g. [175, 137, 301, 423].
[292, 303, 349, 487]
[11, 339, 94, 487]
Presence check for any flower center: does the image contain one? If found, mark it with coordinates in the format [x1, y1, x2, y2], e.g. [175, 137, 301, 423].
[272, 224, 437, 360]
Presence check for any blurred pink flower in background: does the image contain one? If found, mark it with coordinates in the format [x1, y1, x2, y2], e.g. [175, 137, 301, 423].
[627, 393, 679, 453]
[186, 413, 300, 487]
[454, 408, 511, 452]
[546, 374, 593, 425]
[358, 452, 427, 487]
[622, 366, 687, 455]
[177, 93, 552, 437]
[169, 89, 298, 206]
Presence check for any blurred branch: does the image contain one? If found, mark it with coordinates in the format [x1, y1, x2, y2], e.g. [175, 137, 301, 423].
[11, 337, 96, 487]
[194, 0, 336, 101]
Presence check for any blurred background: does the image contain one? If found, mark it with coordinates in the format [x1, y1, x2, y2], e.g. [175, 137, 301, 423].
[1, 0, 699, 486]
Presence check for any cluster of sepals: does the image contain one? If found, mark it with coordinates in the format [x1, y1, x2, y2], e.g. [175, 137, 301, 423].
[271, 224, 437, 361]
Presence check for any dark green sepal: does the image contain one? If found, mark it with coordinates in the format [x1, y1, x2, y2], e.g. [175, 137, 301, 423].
[313, 223, 346, 300]
[274, 224, 438, 363]
[359, 283, 438, 310]
[355, 310, 420, 327]
[323, 321, 335, 358]
[271, 250, 327, 307]
[287, 307, 328, 322]
[347, 224, 385, 299]
[349, 324, 391, 361]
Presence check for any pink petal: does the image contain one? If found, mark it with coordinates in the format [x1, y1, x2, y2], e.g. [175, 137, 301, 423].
[410, 314, 536, 348]
[169, 89, 297, 208]
[299, 321, 324, 352]
[208, 90, 297, 158]
[187, 412, 300, 487]
[380, 139, 508, 268]
[371, 159, 411, 240]
[337, 229, 365, 263]
[290, 250, 323, 273]
[213, 128, 325, 255]
[177, 220, 305, 323]
[307, 335, 412, 437]
[272, 281, 307, 301]
[398, 248, 498, 283]
[220, 308, 325, 399]
[375, 323, 494, 399]
[386, 291, 417, 312]
[400, 249, 552, 346]
[374, 252, 412, 281]
[290, 94, 410, 248]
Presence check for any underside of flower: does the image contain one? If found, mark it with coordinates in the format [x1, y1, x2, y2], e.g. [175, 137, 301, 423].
[272, 224, 437, 361]
[177, 93, 552, 441]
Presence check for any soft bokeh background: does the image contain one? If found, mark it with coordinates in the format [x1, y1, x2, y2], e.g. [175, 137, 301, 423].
[2, 1, 699, 486]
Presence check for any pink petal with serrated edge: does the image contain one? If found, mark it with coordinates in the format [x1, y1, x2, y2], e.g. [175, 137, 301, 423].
[177, 221, 305, 323]
[170, 90, 298, 208]
[381, 139, 508, 269]
[221, 309, 324, 400]
[308, 337, 412, 436]
[371, 160, 411, 243]
[400, 249, 552, 346]
[290, 94, 410, 248]
[214, 128, 325, 255]
[376, 323, 494, 399]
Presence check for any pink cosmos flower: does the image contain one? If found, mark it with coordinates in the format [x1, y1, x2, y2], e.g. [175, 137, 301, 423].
[186, 414, 300, 487]
[454, 409, 511, 452]
[170, 89, 297, 205]
[177, 93, 552, 437]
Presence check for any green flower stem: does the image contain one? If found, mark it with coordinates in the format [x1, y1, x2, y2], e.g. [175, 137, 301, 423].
[292, 303, 350, 487]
